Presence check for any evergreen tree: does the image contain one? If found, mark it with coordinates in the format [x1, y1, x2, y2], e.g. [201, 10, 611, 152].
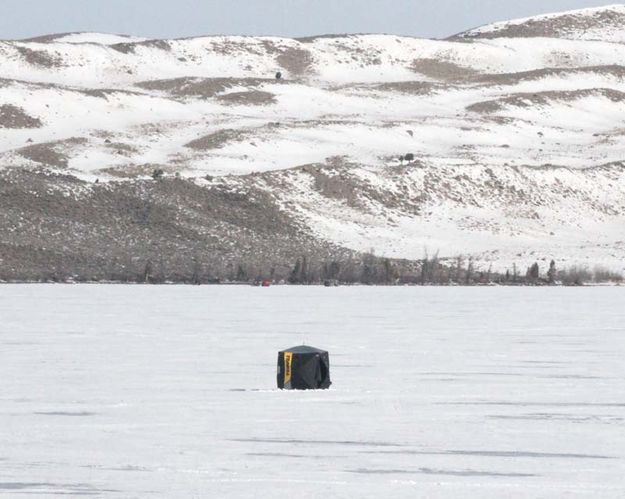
[547, 260, 557, 284]
[527, 262, 540, 282]
[289, 258, 302, 284]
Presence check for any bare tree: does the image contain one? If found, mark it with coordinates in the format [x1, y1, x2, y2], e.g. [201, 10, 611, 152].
[236, 264, 248, 282]
[454, 256, 464, 284]
[593, 266, 624, 283]
[383, 258, 397, 284]
[191, 257, 201, 285]
[558, 265, 590, 286]
[143, 260, 153, 283]
[466, 257, 475, 285]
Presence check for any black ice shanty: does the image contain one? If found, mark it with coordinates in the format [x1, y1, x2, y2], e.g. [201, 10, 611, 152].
[277, 345, 331, 390]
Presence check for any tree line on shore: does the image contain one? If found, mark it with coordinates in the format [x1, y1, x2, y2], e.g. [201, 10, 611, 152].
[15, 251, 620, 285]
[202, 253, 622, 286]
[274, 253, 623, 286]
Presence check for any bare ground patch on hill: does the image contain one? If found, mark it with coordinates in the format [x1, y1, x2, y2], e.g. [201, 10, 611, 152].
[14, 45, 62, 67]
[467, 88, 625, 113]
[135, 77, 277, 99]
[185, 128, 253, 150]
[276, 47, 315, 77]
[368, 81, 438, 95]
[15, 138, 87, 168]
[0, 105, 42, 129]
[473, 65, 625, 85]
[0, 168, 359, 282]
[97, 163, 177, 179]
[452, 9, 625, 40]
[110, 39, 171, 54]
[410, 58, 479, 81]
[217, 90, 276, 106]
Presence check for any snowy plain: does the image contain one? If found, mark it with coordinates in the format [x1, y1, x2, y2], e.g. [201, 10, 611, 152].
[1, 285, 624, 498]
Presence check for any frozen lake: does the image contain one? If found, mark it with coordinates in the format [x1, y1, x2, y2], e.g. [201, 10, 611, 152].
[1, 285, 624, 498]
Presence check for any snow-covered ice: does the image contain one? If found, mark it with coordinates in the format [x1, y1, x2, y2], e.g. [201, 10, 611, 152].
[1, 285, 624, 497]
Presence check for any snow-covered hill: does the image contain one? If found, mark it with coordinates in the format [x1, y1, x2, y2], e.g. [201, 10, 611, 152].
[455, 4, 625, 42]
[1, 5, 625, 276]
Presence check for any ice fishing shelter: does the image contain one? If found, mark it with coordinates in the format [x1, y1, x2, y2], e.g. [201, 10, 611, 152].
[277, 345, 331, 390]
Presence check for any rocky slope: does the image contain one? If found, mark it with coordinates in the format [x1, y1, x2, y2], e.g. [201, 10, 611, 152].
[1, 6, 625, 279]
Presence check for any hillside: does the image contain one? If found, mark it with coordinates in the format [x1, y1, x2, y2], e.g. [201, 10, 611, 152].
[1, 5, 625, 280]
[454, 4, 625, 42]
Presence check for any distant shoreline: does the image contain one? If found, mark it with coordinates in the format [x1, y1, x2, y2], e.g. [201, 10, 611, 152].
[0, 280, 621, 287]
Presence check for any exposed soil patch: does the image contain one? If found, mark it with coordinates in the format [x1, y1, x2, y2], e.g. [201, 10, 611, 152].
[109, 42, 135, 54]
[98, 163, 175, 178]
[18, 32, 76, 43]
[453, 9, 625, 40]
[207, 38, 272, 57]
[0, 78, 142, 100]
[263, 159, 424, 215]
[259, 40, 281, 55]
[295, 34, 350, 43]
[467, 88, 625, 113]
[141, 39, 171, 51]
[17, 144, 68, 168]
[369, 81, 437, 95]
[80, 87, 144, 99]
[16, 138, 86, 168]
[110, 39, 171, 54]
[135, 77, 275, 99]
[0, 168, 357, 282]
[104, 141, 139, 156]
[14, 46, 62, 67]
[276, 47, 315, 77]
[0, 105, 42, 129]
[410, 58, 478, 81]
[185, 128, 252, 150]
[474, 65, 625, 85]
[217, 90, 276, 106]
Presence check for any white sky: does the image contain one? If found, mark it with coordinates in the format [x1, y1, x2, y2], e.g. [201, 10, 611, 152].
[0, 0, 619, 40]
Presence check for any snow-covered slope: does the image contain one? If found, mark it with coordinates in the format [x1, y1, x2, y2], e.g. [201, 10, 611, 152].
[19, 32, 148, 45]
[1, 6, 625, 274]
[456, 4, 625, 42]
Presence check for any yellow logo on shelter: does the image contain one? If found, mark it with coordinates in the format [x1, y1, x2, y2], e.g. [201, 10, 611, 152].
[284, 352, 293, 385]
